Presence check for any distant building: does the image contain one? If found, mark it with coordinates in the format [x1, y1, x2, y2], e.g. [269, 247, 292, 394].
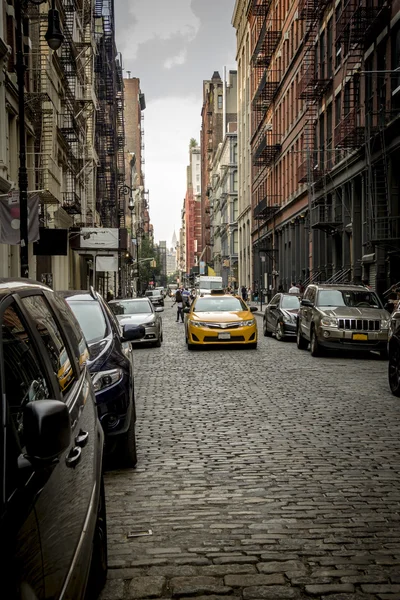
[185, 143, 202, 270]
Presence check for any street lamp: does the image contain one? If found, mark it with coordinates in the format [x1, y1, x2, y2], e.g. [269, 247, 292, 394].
[16, 0, 64, 278]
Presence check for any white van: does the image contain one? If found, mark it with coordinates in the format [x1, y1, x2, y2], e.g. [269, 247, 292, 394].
[196, 276, 223, 296]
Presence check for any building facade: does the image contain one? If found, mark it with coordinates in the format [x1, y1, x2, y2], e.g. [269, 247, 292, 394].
[184, 143, 202, 271]
[242, 0, 399, 299]
[232, 0, 253, 291]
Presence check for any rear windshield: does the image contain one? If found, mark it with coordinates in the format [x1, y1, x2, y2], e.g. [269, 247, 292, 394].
[281, 295, 300, 309]
[110, 300, 153, 315]
[66, 300, 108, 344]
[194, 297, 247, 312]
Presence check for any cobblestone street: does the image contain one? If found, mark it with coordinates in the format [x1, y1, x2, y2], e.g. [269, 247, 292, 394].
[101, 299, 400, 600]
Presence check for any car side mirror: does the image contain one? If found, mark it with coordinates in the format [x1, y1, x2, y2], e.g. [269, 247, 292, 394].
[250, 306, 258, 312]
[24, 400, 71, 462]
[155, 307, 164, 312]
[122, 324, 145, 342]
[183, 307, 190, 314]
[301, 299, 313, 307]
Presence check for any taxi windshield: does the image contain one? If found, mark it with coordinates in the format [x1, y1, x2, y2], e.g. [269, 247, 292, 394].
[194, 297, 247, 312]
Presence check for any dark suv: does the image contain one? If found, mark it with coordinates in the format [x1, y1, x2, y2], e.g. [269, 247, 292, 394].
[0, 279, 106, 599]
[59, 289, 144, 466]
[388, 307, 400, 395]
[297, 283, 390, 357]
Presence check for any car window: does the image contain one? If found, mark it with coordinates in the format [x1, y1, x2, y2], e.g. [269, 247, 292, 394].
[2, 304, 51, 457]
[66, 299, 108, 344]
[110, 300, 153, 315]
[281, 295, 300, 309]
[194, 297, 247, 312]
[51, 294, 89, 373]
[270, 295, 280, 305]
[317, 289, 382, 308]
[21, 295, 76, 397]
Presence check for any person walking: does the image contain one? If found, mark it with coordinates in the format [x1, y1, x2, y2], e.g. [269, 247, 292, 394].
[241, 285, 248, 302]
[173, 288, 185, 322]
[182, 287, 191, 307]
[289, 282, 300, 294]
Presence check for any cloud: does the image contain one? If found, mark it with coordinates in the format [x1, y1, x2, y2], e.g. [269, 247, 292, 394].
[117, 0, 200, 63]
[164, 49, 187, 70]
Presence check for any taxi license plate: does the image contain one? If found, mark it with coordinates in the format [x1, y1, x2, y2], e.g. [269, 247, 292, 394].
[352, 333, 368, 341]
[218, 332, 231, 340]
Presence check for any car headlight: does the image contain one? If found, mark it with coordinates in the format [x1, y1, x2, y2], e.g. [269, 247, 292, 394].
[148, 320, 156, 326]
[381, 319, 390, 330]
[282, 313, 295, 324]
[320, 317, 338, 327]
[92, 368, 123, 392]
[240, 319, 255, 327]
[190, 320, 208, 327]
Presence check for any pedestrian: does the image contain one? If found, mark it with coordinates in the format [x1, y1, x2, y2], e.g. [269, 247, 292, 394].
[106, 289, 114, 302]
[241, 285, 248, 302]
[182, 287, 191, 307]
[289, 282, 300, 294]
[173, 288, 185, 322]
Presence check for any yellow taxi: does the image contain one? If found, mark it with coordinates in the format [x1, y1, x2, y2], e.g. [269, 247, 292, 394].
[184, 290, 258, 349]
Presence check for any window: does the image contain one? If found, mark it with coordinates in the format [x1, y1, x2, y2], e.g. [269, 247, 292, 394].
[52, 294, 89, 373]
[2, 304, 51, 453]
[233, 170, 238, 192]
[335, 93, 341, 126]
[66, 300, 107, 344]
[319, 30, 325, 79]
[392, 27, 400, 109]
[233, 143, 238, 164]
[217, 95, 223, 109]
[233, 230, 238, 254]
[21, 295, 76, 396]
[327, 18, 333, 78]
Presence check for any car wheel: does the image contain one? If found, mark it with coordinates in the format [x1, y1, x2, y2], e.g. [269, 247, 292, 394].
[263, 318, 272, 337]
[85, 476, 107, 599]
[118, 415, 137, 468]
[310, 326, 322, 357]
[388, 343, 400, 396]
[248, 342, 257, 349]
[296, 323, 308, 350]
[160, 329, 163, 342]
[275, 321, 285, 341]
[379, 347, 388, 360]
[154, 336, 161, 347]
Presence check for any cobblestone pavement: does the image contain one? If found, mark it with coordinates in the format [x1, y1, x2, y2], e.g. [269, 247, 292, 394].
[101, 299, 400, 600]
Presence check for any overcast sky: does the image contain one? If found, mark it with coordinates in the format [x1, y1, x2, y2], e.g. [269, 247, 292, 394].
[115, 0, 237, 245]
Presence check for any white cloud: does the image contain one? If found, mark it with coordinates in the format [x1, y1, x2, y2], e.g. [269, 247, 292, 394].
[119, 0, 200, 63]
[164, 49, 187, 70]
[142, 95, 202, 243]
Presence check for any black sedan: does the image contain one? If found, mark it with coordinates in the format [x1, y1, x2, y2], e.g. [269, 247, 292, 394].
[263, 293, 300, 340]
[388, 306, 400, 396]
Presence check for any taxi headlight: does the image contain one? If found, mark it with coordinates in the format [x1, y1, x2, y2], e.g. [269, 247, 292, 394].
[321, 317, 338, 327]
[190, 320, 208, 328]
[240, 319, 255, 327]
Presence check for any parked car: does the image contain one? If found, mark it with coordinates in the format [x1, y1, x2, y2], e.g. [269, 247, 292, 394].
[184, 290, 258, 349]
[388, 307, 400, 396]
[1, 278, 107, 599]
[145, 289, 164, 307]
[296, 283, 390, 358]
[109, 297, 163, 347]
[263, 293, 300, 340]
[58, 289, 144, 466]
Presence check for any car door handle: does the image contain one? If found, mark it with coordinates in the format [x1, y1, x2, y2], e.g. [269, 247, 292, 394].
[66, 446, 82, 468]
[75, 430, 89, 447]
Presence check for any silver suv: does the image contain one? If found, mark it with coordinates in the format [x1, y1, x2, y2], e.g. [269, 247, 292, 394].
[296, 283, 390, 358]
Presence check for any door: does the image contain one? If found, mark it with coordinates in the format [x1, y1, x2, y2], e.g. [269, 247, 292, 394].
[301, 287, 316, 340]
[17, 292, 98, 599]
[267, 294, 280, 332]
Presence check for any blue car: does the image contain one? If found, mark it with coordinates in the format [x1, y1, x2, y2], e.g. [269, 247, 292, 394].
[58, 289, 144, 467]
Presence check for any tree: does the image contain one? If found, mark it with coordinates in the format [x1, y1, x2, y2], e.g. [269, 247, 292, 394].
[138, 235, 160, 291]
[189, 138, 198, 149]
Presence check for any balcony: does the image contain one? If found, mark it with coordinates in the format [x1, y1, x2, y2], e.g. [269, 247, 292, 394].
[298, 0, 330, 21]
[370, 216, 400, 243]
[58, 112, 79, 142]
[251, 19, 282, 68]
[63, 191, 82, 215]
[252, 70, 280, 113]
[336, 0, 390, 44]
[311, 203, 342, 234]
[253, 198, 279, 221]
[298, 62, 332, 101]
[252, 132, 282, 167]
[335, 107, 364, 148]
[298, 155, 325, 184]
[250, 0, 273, 17]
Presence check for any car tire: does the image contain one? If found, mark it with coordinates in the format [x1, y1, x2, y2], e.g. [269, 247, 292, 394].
[310, 326, 322, 357]
[160, 329, 163, 342]
[85, 476, 107, 599]
[263, 319, 272, 337]
[388, 342, 400, 396]
[296, 323, 308, 350]
[118, 415, 137, 468]
[248, 342, 257, 349]
[275, 321, 285, 341]
[379, 347, 388, 360]
[154, 337, 161, 347]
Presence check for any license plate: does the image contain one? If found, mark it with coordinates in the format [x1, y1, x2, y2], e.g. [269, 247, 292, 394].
[352, 333, 368, 341]
[218, 332, 231, 340]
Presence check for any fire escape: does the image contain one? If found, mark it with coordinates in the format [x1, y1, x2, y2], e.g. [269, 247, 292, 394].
[94, 0, 120, 227]
[250, 0, 281, 229]
[335, 1, 395, 245]
[116, 53, 126, 229]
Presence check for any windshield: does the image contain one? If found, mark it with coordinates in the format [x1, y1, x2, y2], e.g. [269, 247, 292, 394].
[66, 300, 108, 344]
[194, 297, 247, 312]
[199, 281, 223, 290]
[317, 290, 382, 308]
[109, 300, 153, 315]
[282, 295, 300, 309]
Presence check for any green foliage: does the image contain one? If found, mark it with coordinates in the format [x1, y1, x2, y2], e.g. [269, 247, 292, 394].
[189, 138, 198, 149]
[138, 235, 161, 289]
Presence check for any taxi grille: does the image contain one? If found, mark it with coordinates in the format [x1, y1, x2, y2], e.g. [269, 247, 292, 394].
[203, 336, 246, 342]
[338, 318, 380, 331]
[207, 322, 240, 330]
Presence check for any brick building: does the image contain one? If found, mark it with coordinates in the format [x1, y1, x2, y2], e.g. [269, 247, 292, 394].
[184, 144, 202, 271]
